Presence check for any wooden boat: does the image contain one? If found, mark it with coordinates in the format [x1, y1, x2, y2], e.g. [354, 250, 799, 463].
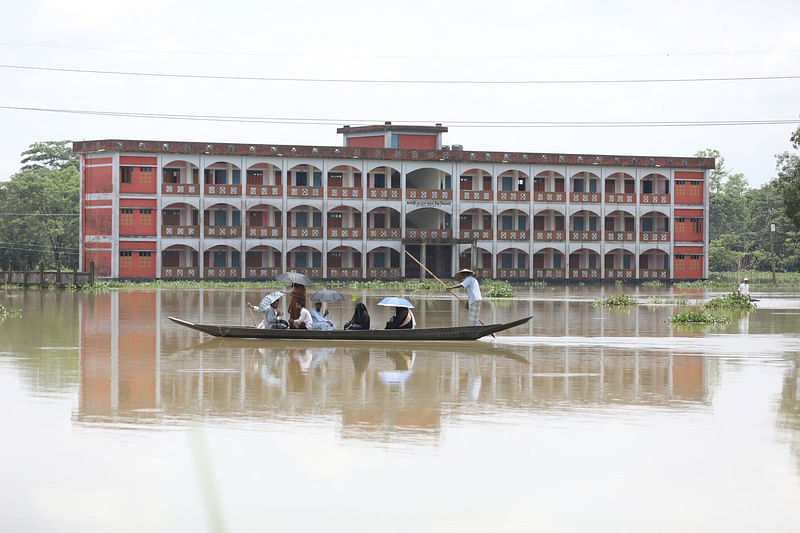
[168, 315, 531, 341]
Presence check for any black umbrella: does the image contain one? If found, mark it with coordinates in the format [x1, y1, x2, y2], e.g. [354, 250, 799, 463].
[310, 289, 345, 303]
[276, 271, 312, 286]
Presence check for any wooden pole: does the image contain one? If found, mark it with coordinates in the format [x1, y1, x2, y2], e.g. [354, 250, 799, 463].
[404, 249, 490, 329]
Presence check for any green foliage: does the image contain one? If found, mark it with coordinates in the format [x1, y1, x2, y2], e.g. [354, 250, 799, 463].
[0, 142, 80, 270]
[642, 280, 664, 287]
[593, 294, 636, 307]
[776, 127, 800, 231]
[670, 310, 729, 325]
[0, 303, 22, 321]
[703, 292, 757, 310]
[482, 280, 513, 298]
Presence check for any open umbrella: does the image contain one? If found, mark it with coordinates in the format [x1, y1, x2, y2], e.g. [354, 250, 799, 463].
[256, 291, 285, 310]
[311, 289, 345, 303]
[377, 297, 414, 308]
[276, 271, 312, 286]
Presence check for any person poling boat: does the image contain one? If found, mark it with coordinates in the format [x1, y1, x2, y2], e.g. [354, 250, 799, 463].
[447, 268, 483, 326]
[737, 277, 753, 301]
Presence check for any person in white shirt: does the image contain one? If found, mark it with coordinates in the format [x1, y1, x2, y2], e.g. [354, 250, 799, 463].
[447, 268, 483, 325]
[737, 277, 751, 300]
[291, 300, 313, 329]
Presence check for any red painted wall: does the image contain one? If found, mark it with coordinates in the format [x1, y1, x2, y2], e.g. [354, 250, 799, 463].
[84, 248, 111, 277]
[397, 134, 436, 149]
[674, 209, 704, 241]
[348, 135, 385, 148]
[675, 181, 704, 204]
[84, 208, 112, 235]
[119, 199, 157, 236]
[119, 242, 156, 278]
[85, 164, 113, 193]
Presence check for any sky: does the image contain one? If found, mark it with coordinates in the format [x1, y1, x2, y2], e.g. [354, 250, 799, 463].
[0, 0, 798, 187]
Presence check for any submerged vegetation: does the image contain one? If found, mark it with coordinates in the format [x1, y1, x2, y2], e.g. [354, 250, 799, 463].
[0, 303, 22, 321]
[670, 310, 730, 325]
[703, 292, 757, 310]
[482, 280, 513, 298]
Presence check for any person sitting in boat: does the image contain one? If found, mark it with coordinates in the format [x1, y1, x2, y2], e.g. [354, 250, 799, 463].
[385, 306, 416, 329]
[344, 302, 370, 330]
[249, 297, 288, 329]
[290, 300, 313, 329]
[310, 301, 336, 330]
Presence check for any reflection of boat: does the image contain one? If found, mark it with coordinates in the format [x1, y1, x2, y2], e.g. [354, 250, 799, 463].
[168, 316, 532, 341]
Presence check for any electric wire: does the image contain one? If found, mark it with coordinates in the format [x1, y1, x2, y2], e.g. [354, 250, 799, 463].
[2, 63, 799, 85]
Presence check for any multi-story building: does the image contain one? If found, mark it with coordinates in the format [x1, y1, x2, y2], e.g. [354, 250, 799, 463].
[74, 123, 711, 281]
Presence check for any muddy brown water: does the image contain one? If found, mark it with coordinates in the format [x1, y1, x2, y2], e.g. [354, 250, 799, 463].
[1, 286, 799, 532]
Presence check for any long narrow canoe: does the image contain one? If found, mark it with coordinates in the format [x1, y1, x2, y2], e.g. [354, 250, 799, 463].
[168, 315, 531, 341]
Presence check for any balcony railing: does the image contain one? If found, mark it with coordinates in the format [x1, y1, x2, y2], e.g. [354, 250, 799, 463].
[460, 229, 493, 240]
[460, 190, 493, 201]
[327, 227, 362, 239]
[570, 230, 601, 241]
[367, 267, 401, 279]
[570, 192, 602, 203]
[605, 268, 635, 279]
[532, 268, 565, 279]
[640, 269, 670, 279]
[405, 189, 452, 200]
[204, 225, 241, 238]
[640, 231, 670, 242]
[162, 225, 199, 237]
[285, 267, 322, 279]
[605, 193, 636, 204]
[204, 267, 240, 279]
[161, 266, 198, 279]
[206, 184, 240, 196]
[287, 227, 323, 239]
[534, 230, 565, 241]
[497, 229, 528, 240]
[405, 228, 452, 240]
[246, 226, 282, 239]
[327, 187, 363, 199]
[162, 183, 199, 195]
[497, 268, 529, 279]
[534, 191, 566, 203]
[246, 267, 282, 279]
[473, 268, 492, 279]
[605, 231, 635, 242]
[288, 186, 323, 198]
[497, 190, 529, 202]
[327, 267, 361, 278]
[246, 185, 282, 197]
[367, 188, 401, 200]
[367, 228, 401, 240]
[570, 268, 600, 279]
[640, 193, 671, 204]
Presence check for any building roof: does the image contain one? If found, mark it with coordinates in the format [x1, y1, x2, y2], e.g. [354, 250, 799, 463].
[336, 123, 448, 135]
[72, 138, 715, 170]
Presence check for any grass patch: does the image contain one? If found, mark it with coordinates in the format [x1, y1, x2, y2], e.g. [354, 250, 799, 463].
[670, 310, 729, 325]
[703, 292, 757, 310]
[593, 294, 637, 307]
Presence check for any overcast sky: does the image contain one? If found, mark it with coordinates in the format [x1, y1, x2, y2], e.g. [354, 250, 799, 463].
[1, 0, 798, 187]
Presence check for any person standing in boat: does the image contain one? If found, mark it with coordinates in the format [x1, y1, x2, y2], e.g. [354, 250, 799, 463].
[290, 299, 313, 329]
[385, 306, 415, 329]
[447, 268, 483, 325]
[737, 277, 751, 301]
[344, 302, 370, 330]
[310, 301, 336, 330]
[288, 283, 307, 324]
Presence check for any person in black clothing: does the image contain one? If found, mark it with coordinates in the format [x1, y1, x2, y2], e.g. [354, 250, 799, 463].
[385, 306, 415, 329]
[344, 302, 370, 330]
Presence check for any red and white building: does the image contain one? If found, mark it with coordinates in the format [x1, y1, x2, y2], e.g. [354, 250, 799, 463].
[74, 123, 711, 281]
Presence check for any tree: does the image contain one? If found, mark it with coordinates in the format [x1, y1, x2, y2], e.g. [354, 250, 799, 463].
[777, 126, 800, 231]
[20, 141, 79, 172]
[0, 142, 79, 269]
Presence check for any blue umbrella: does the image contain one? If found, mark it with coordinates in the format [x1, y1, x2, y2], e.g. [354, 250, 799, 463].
[378, 297, 414, 308]
[257, 291, 285, 310]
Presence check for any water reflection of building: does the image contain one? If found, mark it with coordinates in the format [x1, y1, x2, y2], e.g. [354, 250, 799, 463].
[77, 291, 710, 438]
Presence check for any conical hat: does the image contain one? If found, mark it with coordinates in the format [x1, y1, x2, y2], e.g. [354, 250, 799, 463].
[455, 268, 475, 278]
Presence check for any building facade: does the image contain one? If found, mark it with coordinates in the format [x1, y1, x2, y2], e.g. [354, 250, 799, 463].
[74, 123, 712, 281]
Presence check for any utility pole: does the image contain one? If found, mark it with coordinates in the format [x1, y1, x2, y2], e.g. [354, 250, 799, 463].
[767, 190, 777, 287]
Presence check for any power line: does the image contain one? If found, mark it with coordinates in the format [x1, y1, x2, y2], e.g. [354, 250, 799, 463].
[2, 41, 799, 60]
[2, 105, 799, 128]
[2, 63, 800, 85]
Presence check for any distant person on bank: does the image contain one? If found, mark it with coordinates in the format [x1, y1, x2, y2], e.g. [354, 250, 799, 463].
[447, 268, 483, 325]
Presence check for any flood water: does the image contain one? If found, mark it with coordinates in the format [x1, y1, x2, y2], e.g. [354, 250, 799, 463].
[1, 285, 799, 532]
